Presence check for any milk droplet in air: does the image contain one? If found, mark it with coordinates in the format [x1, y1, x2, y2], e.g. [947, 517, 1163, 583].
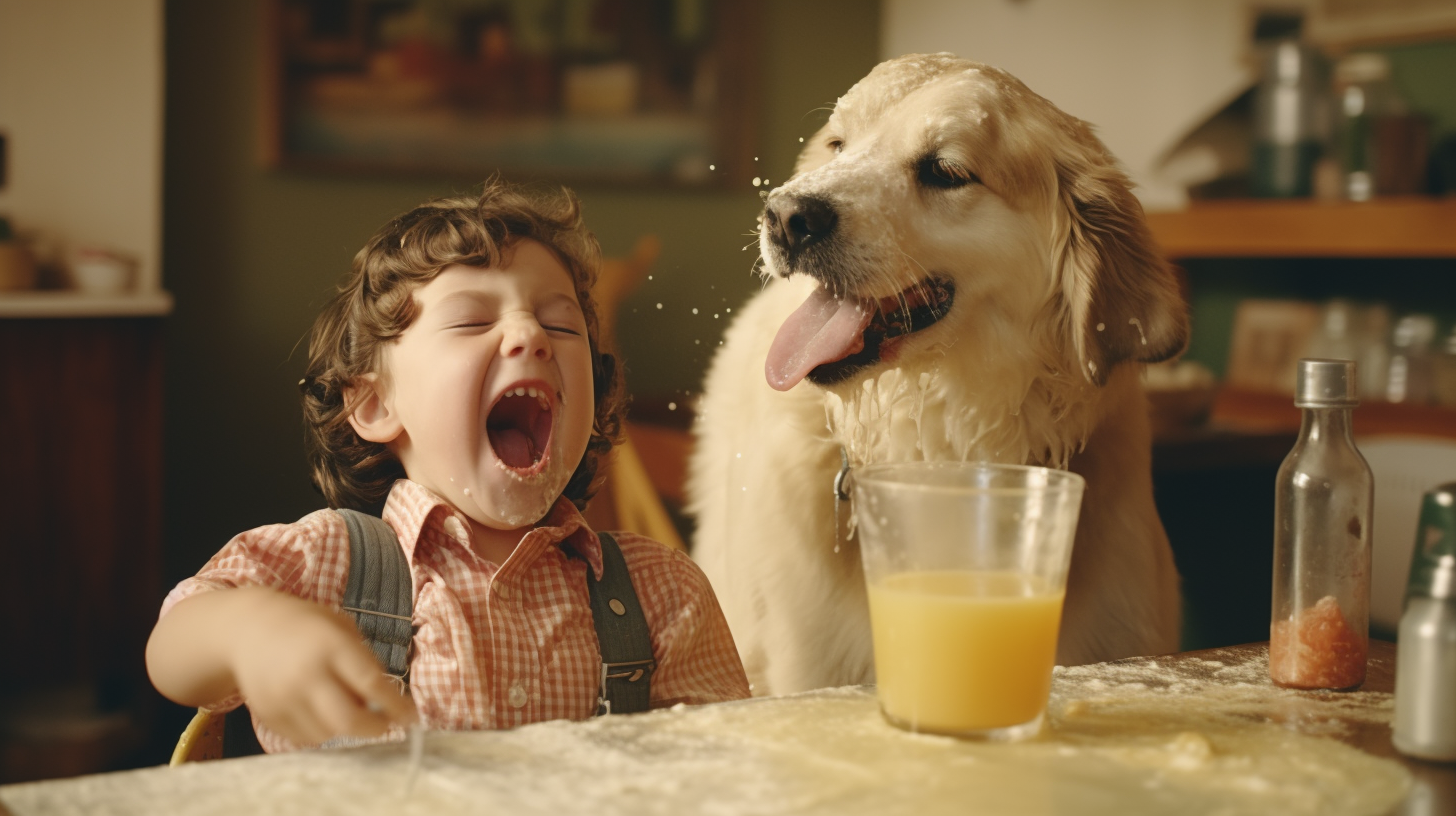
[709, 164, 716, 171]
[648, 275, 653, 280]
[668, 402, 677, 411]
[1096, 322, 1105, 332]
[692, 308, 699, 314]
[753, 177, 762, 186]
[656, 303, 663, 309]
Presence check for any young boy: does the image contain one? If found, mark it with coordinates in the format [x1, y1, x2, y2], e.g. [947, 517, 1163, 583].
[146, 183, 750, 752]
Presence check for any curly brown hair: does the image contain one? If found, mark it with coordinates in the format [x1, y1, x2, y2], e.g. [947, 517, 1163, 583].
[301, 181, 626, 512]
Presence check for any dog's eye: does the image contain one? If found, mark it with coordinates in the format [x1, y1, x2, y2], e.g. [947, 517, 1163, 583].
[917, 157, 979, 189]
[827, 139, 844, 154]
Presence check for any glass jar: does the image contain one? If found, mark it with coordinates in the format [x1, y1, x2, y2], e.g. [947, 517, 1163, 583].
[1432, 326, 1456, 408]
[1333, 52, 1403, 201]
[1251, 40, 1330, 198]
[1385, 314, 1437, 405]
[1270, 359, 1373, 690]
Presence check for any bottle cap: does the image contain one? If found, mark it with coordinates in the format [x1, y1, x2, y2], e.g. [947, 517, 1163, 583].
[1294, 358, 1358, 407]
[1407, 482, 1456, 601]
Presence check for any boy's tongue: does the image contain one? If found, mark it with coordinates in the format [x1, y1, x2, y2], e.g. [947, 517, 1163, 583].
[765, 287, 874, 391]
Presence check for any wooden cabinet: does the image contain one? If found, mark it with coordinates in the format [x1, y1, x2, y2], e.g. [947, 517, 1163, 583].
[1146, 196, 1456, 438]
[0, 316, 164, 782]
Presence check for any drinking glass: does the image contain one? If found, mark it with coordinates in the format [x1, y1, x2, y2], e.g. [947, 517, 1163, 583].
[853, 462, 1085, 740]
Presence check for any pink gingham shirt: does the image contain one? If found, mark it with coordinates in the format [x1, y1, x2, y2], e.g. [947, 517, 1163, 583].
[160, 479, 750, 753]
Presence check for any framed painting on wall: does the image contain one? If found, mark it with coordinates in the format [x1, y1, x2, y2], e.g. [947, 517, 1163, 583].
[264, 0, 761, 187]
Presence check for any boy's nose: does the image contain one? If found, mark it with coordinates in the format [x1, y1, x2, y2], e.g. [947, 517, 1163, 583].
[502, 318, 551, 360]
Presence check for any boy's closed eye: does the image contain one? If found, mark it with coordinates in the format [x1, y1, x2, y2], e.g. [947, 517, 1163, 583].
[537, 298, 586, 337]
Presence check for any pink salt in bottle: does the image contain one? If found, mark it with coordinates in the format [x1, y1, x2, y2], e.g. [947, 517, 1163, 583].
[1269, 358, 1373, 690]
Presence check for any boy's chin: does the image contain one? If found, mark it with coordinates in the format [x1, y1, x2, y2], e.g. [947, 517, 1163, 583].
[462, 456, 572, 530]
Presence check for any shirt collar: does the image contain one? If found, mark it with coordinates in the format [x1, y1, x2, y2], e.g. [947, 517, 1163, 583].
[380, 479, 603, 576]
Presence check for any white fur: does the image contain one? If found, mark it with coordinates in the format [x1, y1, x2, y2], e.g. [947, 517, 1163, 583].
[688, 54, 1188, 695]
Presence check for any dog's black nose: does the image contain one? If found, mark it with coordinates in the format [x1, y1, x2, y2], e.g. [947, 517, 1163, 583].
[763, 195, 837, 253]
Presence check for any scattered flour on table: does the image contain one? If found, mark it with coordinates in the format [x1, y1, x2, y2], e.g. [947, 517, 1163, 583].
[0, 650, 1408, 816]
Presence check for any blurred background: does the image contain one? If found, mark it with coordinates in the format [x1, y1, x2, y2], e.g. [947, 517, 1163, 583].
[2, 0, 1454, 784]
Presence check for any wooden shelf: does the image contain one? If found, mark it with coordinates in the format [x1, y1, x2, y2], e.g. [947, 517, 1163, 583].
[0, 289, 173, 318]
[1210, 386, 1456, 439]
[1145, 197, 1456, 259]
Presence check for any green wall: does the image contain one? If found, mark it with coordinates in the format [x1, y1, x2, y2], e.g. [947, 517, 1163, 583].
[161, 0, 881, 584]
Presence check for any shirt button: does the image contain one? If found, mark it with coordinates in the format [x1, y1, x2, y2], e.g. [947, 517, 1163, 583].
[495, 581, 511, 600]
[443, 516, 468, 542]
[507, 683, 528, 709]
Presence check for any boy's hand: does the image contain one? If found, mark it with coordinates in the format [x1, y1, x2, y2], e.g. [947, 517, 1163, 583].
[146, 585, 417, 748]
[228, 589, 418, 746]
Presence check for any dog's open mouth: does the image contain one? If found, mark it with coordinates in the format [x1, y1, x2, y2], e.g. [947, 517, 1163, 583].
[765, 277, 955, 391]
[486, 386, 555, 474]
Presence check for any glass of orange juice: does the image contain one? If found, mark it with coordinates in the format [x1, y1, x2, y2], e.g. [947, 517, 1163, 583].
[853, 462, 1085, 741]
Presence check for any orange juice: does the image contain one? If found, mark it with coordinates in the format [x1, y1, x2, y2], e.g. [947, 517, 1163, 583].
[867, 570, 1064, 735]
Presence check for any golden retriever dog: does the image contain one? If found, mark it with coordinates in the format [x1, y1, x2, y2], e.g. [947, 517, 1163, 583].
[688, 53, 1189, 695]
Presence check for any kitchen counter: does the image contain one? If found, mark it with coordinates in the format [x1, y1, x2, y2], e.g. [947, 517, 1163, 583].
[0, 641, 1442, 816]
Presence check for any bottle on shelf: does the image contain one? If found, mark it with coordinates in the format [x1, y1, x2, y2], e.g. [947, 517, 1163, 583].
[1251, 39, 1330, 198]
[1333, 52, 1430, 200]
[1270, 359, 1373, 691]
[1432, 326, 1456, 408]
[1385, 314, 1437, 405]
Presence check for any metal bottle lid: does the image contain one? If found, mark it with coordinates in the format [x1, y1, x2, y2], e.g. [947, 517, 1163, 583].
[1294, 358, 1359, 408]
[1407, 482, 1456, 601]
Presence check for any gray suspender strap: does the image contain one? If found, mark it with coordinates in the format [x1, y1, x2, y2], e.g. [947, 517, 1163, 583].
[586, 532, 655, 715]
[337, 508, 414, 683]
[223, 509, 413, 757]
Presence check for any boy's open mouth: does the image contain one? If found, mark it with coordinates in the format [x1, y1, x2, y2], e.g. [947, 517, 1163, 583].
[765, 276, 955, 391]
[486, 384, 555, 475]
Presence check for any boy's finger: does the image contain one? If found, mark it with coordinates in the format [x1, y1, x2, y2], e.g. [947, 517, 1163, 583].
[312, 680, 391, 739]
[332, 644, 418, 726]
[266, 704, 331, 748]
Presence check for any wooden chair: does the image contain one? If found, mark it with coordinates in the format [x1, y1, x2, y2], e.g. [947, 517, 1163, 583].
[170, 707, 262, 765]
[169, 710, 222, 765]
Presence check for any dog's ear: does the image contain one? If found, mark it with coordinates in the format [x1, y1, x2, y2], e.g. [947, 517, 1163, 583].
[1053, 151, 1188, 386]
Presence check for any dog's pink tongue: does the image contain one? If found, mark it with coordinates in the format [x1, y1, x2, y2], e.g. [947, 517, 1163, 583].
[765, 287, 874, 391]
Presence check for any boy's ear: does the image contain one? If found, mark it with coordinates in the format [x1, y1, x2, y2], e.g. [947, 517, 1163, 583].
[345, 374, 403, 444]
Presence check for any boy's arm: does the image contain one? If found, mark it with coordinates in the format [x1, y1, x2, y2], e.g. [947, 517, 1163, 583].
[146, 584, 416, 746]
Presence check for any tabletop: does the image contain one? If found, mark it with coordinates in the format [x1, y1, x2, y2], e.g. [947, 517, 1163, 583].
[0, 640, 1447, 816]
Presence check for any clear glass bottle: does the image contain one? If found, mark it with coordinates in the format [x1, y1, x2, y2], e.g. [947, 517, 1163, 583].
[1434, 326, 1456, 408]
[1270, 359, 1373, 690]
[1333, 52, 1403, 202]
[1385, 314, 1438, 405]
[1251, 39, 1330, 198]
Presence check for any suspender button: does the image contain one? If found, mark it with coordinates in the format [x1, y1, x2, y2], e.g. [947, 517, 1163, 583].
[608, 598, 626, 616]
